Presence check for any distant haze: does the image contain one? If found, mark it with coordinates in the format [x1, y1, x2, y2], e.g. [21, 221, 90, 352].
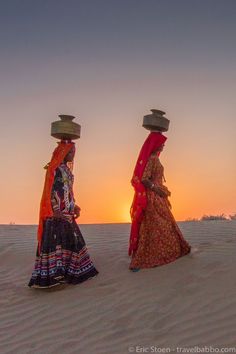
[0, 0, 235, 224]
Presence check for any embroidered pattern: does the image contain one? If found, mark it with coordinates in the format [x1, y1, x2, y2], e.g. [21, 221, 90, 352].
[130, 153, 191, 269]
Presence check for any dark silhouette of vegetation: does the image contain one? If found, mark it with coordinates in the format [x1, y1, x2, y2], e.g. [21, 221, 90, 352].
[201, 214, 227, 221]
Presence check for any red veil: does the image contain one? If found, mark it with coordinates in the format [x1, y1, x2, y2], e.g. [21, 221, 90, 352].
[128, 132, 167, 256]
[37, 141, 75, 252]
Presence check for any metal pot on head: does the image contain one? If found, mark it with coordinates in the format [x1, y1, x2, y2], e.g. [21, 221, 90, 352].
[51, 114, 81, 141]
[143, 109, 170, 132]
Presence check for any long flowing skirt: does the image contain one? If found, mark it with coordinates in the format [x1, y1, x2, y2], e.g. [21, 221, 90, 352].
[130, 195, 191, 269]
[28, 218, 98, 288]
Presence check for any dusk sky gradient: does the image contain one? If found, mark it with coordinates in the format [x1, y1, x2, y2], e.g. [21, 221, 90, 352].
[0, 0, 235, 224]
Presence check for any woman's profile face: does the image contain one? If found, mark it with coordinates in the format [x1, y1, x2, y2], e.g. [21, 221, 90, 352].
[64, 146, 75, 162]
[155, 144, 165, 153]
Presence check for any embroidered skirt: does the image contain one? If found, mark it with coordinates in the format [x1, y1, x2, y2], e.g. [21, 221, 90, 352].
[28, 218, 98, 288]
[130, 196, 191, 269]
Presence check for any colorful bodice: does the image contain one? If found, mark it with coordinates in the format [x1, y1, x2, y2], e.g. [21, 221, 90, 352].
[51, 163, 75, 216]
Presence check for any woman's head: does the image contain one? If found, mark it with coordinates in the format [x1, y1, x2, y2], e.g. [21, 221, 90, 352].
[132, 132, 167, 183]
[64, 144, 76, 162]
[154, 143, 165, 154]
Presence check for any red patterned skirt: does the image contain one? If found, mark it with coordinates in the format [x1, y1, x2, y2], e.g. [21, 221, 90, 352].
[130, 194, 191, 269]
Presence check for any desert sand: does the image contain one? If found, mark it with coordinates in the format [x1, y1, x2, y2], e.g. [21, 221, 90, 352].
[1, 221, 236, 354]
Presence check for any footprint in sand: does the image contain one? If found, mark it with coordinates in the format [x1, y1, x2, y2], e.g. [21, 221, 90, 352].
[189, 246, 201, 255]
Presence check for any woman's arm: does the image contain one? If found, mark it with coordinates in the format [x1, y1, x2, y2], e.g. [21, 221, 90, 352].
[51, 168, 66, 218]
[142, 179, 168, 197]
[74, 205, 81, 219]
[141, 156, 170, 198]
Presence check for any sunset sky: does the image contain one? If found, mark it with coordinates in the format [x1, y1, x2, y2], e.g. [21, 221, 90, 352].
[0, 0, 235, 224]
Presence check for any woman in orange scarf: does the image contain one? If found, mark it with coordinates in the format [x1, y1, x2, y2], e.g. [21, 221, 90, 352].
[28, 141, 98, 288]
[129, 132, 191, 271]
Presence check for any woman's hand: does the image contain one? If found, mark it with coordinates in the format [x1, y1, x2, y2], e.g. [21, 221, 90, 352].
[153, 186, 167, 197]
[53, 210, 65, 219]
[160, 185, 171, 197]
[74, 205, 81, 219]
[142, 179, 171, 198]
[153, 186, 171, 198]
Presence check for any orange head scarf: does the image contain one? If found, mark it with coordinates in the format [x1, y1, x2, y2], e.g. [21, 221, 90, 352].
[37, 141, 75, 252]
[129, 132, 167, 256]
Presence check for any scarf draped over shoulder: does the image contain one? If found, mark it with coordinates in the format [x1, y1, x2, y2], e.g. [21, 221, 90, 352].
[129, 132, 167, 256]
[37, 141, 75, 252]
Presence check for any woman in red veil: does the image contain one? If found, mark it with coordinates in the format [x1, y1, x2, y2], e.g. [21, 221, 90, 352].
[129, 132, 191, 271]
[28, 141, 98, 288]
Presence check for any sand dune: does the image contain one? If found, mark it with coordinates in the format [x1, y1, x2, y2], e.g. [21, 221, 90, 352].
[1, 221, 236, 354]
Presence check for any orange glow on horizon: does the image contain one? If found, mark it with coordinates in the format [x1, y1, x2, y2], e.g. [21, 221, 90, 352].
[1, 148, 235, 225]
[0, 106, 235, 226]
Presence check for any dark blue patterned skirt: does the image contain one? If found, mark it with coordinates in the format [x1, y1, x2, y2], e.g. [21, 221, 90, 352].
[28, 218, 98, 288]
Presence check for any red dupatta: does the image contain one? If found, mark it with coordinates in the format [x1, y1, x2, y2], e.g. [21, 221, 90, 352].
[128, 132, 167, 256]
[37, 141, 75, 252]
